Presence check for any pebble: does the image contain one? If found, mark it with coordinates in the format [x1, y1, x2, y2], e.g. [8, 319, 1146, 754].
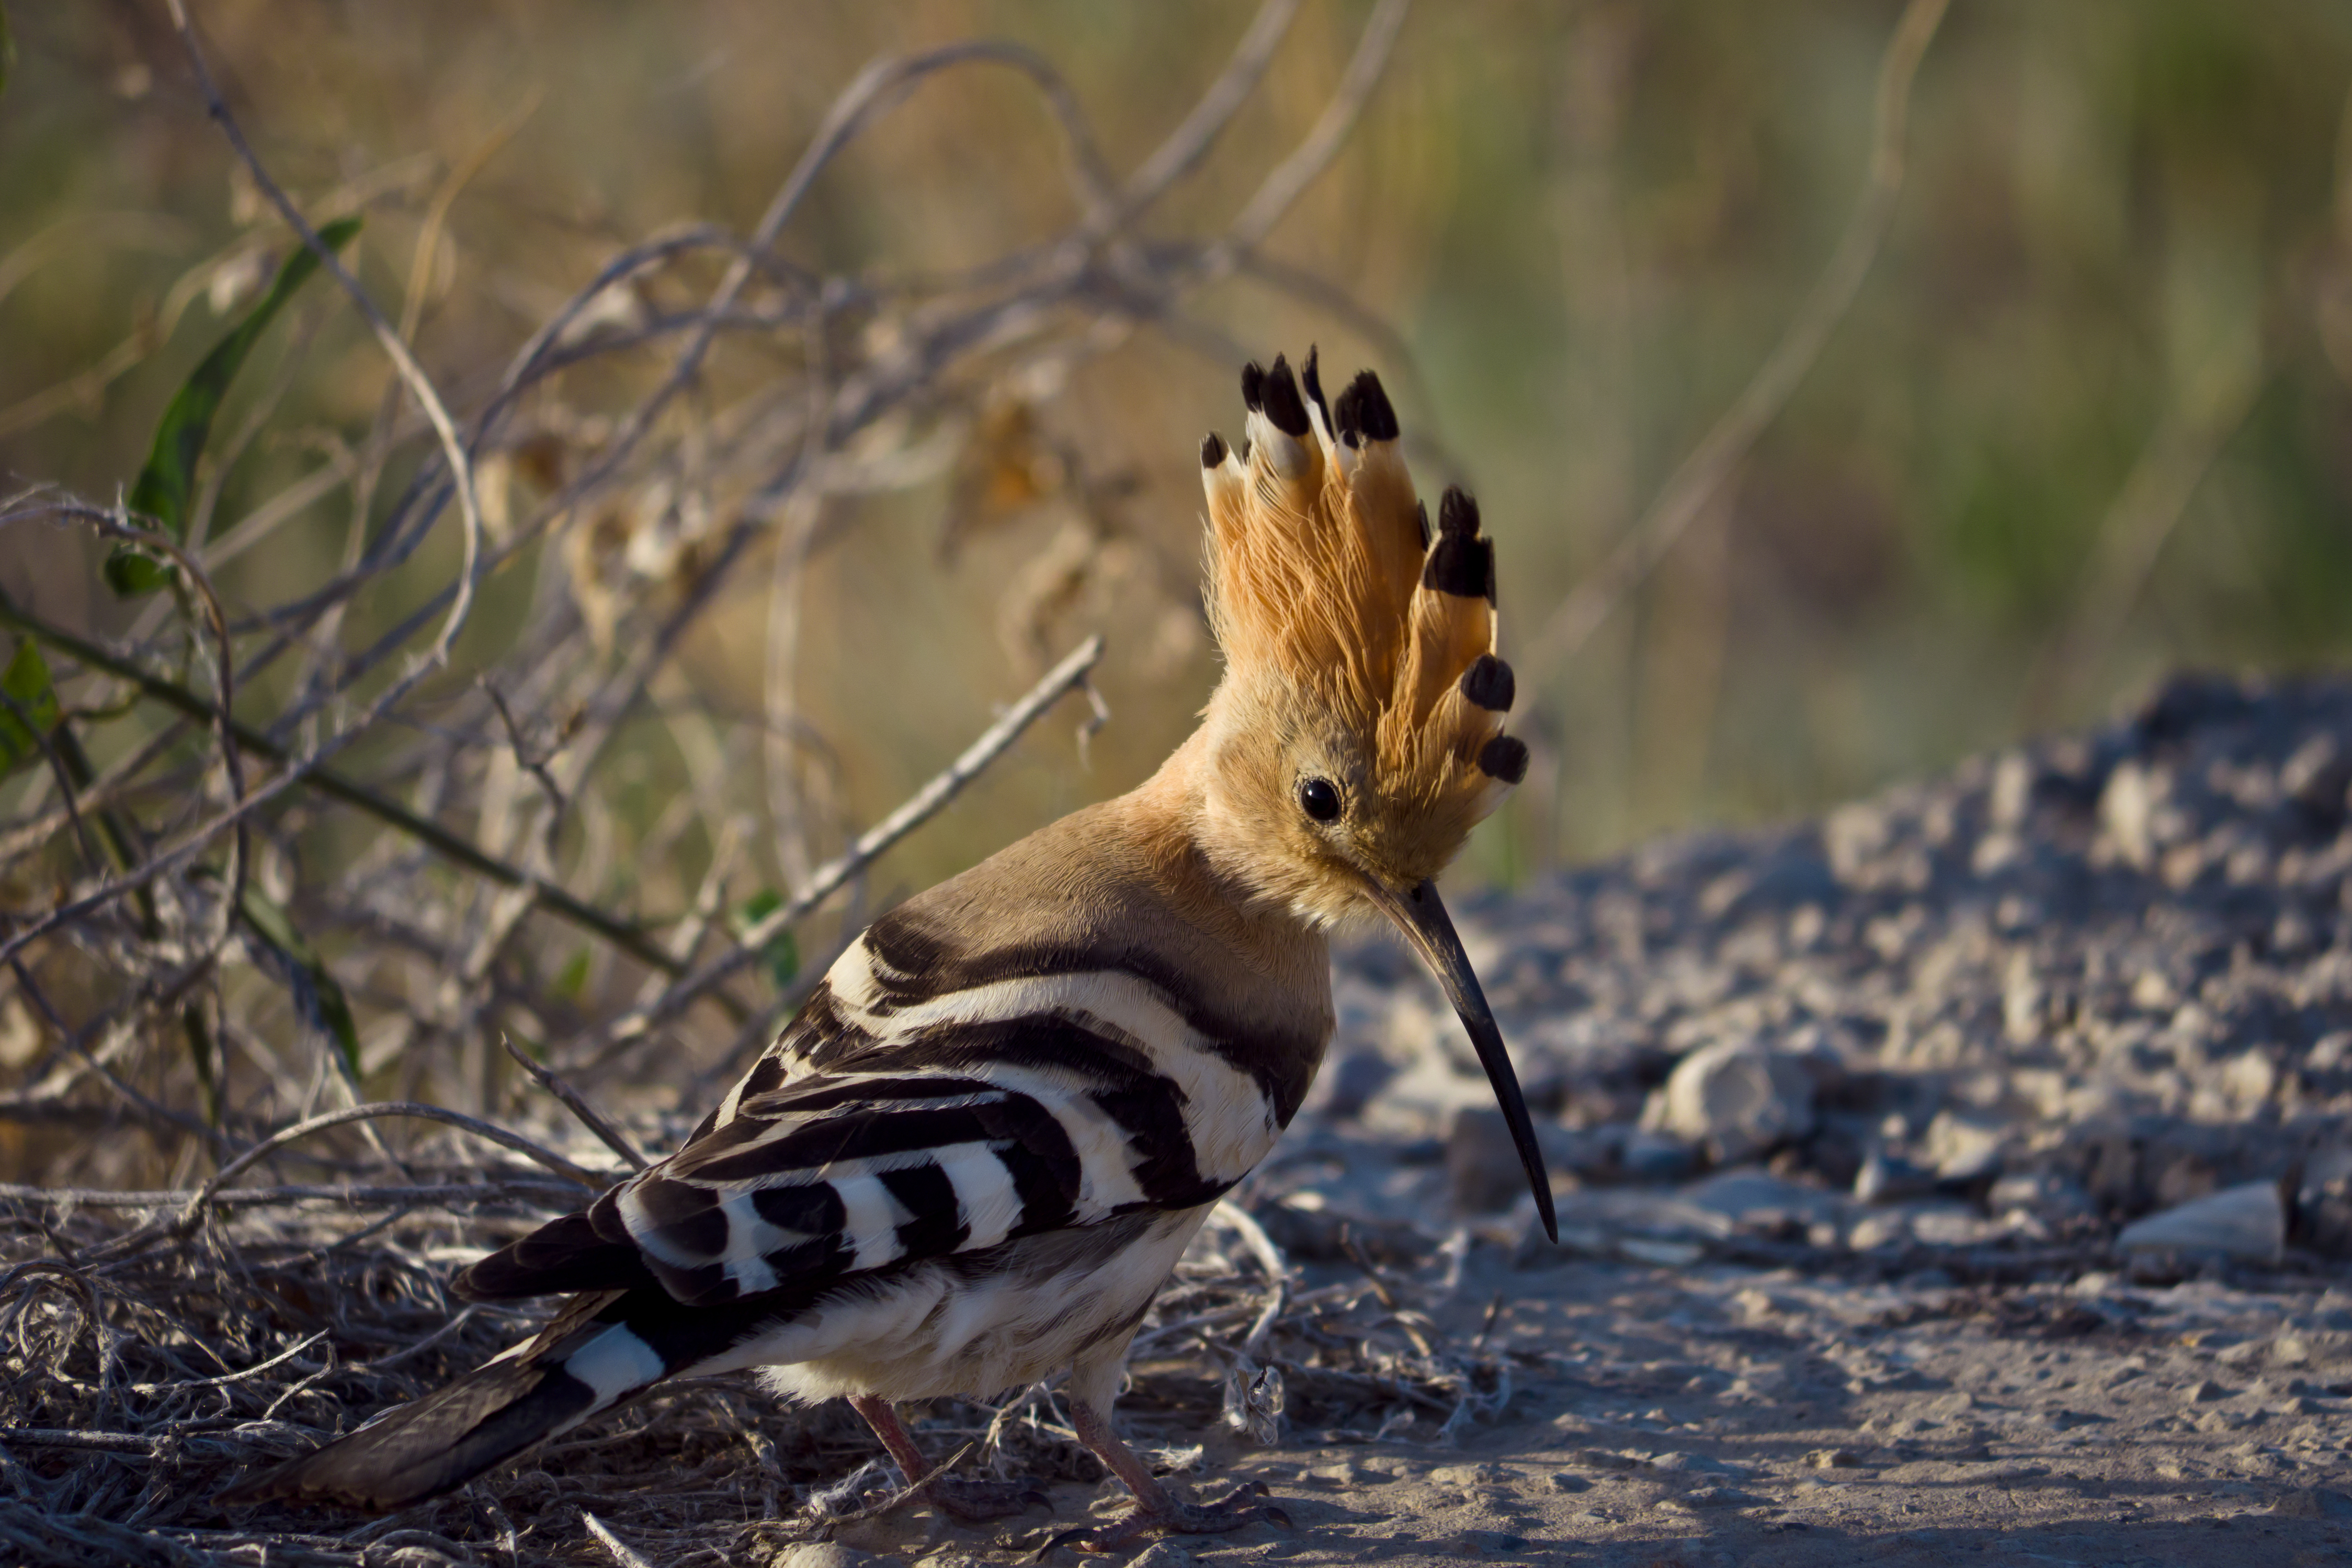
[1806, 1449, 1861, 1468]
[1652, 1037, 1816, 1165]
[2297, 1144, 2352, 1255]
[770, 1547, 881, 1568]
[1460, 1530, 1533, 1555]
[2115, 1180, 2285, 1261]
[1571, 1449, 1642, 1471]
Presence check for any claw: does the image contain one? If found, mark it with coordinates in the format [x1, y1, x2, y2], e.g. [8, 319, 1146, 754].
[1029, 1480, 1287, 1556]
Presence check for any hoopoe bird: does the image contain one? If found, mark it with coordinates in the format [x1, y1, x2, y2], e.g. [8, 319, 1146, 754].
[228, 351, 1556, 1549]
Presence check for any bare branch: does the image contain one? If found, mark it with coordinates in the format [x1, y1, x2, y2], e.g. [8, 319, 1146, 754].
[500, 1034, 648, 1172]
[578, 635, 1107, 1063]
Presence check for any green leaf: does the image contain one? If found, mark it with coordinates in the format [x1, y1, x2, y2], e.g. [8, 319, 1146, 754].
[107, 215, 363, 596]
[182, 1004, 222, 1127]
[735, 889, 801, 990]
[236, 885, 362, 1084]
[0, 638, 62, 778]
[553, 946, 592, 1001]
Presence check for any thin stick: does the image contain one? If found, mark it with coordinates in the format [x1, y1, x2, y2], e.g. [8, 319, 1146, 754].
[582, 1512, 660, 1568]
[1110, 0, 1301, 225]
[1521, 0, 1949, 686]
[165, 0, 486, 676]
[1222, 0, 1414, 252]
[187, 1102, 617, 1222]
[1212, 1200, 1291, 1360]
[0, 1179, 583, 1210]
[579, 634, 1106, 1061]
[500, 1035, 649, 1171]
[0, 591, 681, 975]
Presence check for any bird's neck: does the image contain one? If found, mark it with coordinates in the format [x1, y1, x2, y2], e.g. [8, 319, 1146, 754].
[1115, 725, 1330, 985]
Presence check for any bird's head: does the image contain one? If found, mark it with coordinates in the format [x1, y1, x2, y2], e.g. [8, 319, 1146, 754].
[1186, 349, 1553, 1237]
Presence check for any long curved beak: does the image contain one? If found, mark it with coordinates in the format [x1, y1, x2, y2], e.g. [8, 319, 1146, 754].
[1360, 877, 1557, 1243]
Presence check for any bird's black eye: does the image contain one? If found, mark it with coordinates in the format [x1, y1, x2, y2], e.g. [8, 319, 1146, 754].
[1299, 777, 1342, 823]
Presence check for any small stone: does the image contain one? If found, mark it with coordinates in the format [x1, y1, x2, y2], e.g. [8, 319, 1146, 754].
[1430, 1461, 1512, 1486]
[1655, 1037, 1816, 1165]
[1545, 1472, 1589, 1493]
[2116, 1180, 2285, 1262]
[1990, 1169, 2096, 1220]
[2297, 1144, 2352, 1257]
[1130, 1543, 1198, 1568]
[1650, 1451, 1742, 1475]
[2271, 1487, 2352, 1520]
[1620, 1128, 1699, 1181]
[1461, 1530, 1532, 1555]
[771, 1547, 880, 1568]
[2100, 760, 2159, 868]
[1301, 1045, 1395, 1121]
[1855, 1149, 1938, 1204]
[1448, 1107, 1533, 1213]
[1922, 1110, 2005, 1181]
[1807, 1449, 1861, 1469]
[1683, 1485, 1757, 1507]
[1572, 1449, 1641, 1471]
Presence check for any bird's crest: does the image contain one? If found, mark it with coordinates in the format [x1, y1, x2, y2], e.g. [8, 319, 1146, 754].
[1198, 351, 1525, 860]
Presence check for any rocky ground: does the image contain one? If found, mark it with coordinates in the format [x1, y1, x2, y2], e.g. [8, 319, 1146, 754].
[16, 674, 2352, 1567]
[813, 673, 2352, 1566]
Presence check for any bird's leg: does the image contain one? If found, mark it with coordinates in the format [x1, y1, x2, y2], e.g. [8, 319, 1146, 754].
[1046, 1394, 1287, 1554]
[846, 1394, 1046, 1524]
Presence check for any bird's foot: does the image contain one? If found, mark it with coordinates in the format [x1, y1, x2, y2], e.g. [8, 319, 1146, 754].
[1031, 1480, 1288, 1558]
[926, 1473, 1051, 1524]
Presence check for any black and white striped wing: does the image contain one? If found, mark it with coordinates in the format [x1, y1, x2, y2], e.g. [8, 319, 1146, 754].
[460, 922, 1286, 1308]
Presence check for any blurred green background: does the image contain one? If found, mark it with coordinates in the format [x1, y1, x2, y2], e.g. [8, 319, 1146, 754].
[5, 0, 2351, 912]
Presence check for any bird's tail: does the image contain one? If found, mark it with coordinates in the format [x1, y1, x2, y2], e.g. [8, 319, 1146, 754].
[222, 1294, 668, 1512]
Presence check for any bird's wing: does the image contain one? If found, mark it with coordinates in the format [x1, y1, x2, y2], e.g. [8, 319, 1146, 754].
[461, 900, 1287, 1308]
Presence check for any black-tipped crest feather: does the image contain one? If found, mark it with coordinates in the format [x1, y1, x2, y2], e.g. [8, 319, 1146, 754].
[1334, 370, 1399, 443]
[1438, 486, 1479, 538]
[1260, 355, 1311, 438]
[1478, 734, 1529, 785]
[1300, 345, 1330, 432]
[1460, 654, 1515, 713]
[1422, 533, 1493, 601]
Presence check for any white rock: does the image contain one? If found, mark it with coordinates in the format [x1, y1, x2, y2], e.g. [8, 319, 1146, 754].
[2099, 760, 2157, 868]
[771, 1545, 883, 1568]
[2116, 1179, 2284, 1262]
[1656, 1038, 1814, 1164]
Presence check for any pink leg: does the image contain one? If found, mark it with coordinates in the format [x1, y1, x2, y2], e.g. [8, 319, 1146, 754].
[845, 1394, 1047, 1524]
[1044, 1395, 1287, 1554]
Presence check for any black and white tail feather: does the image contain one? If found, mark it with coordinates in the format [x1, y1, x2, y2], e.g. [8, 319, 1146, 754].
[227, 895, 1312, 1510]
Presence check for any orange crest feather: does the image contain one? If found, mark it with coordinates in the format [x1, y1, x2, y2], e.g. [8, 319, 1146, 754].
[1199, 351, 1525, 828]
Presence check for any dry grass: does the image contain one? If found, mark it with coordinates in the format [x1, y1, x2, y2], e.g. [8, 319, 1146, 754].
[0, 1128, 1516, 1565]
[0, 6, 1533, 1561]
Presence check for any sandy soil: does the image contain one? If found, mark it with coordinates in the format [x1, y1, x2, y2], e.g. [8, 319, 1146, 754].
[822, 1253, 2352, 1567]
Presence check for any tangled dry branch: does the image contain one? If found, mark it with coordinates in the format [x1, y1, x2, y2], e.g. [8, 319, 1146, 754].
[0, 3, 1544, 1562]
